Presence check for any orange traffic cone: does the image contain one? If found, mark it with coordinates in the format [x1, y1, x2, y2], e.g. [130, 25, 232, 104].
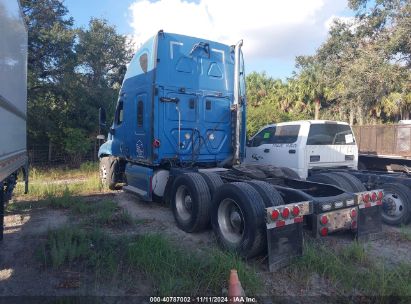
[228, 269, 245, 303]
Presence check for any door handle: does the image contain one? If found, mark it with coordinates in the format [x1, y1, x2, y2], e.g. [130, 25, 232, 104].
[160, 97, 180, 103]
[289, 149, 296, 154]
[264, 149, 270, 153]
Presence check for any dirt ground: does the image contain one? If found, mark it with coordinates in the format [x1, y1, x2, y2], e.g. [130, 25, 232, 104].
[1, 189, 410, 301]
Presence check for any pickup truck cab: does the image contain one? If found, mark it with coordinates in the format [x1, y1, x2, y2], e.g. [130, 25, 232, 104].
[246, 120, 411, 227]
[246, 120, 358, 179]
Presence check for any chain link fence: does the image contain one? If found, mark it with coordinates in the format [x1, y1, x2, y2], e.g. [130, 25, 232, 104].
[28, 141, 99, 166]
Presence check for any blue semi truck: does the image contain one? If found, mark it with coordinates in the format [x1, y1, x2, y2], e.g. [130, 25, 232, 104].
[98, 31, 382, 270]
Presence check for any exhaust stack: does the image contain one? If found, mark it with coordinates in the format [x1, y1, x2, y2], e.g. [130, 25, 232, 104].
[233, 40, 243, 165]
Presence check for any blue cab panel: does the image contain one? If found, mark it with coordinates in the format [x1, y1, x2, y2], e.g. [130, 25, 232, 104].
[98, 31, 245, 166]
[125, 164, 153, 201]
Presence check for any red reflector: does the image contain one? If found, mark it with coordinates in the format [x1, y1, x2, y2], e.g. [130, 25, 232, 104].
[350, 209, 357, 218]
[276, 220, 285, 227]
[351, 220, 357, 230]
[363, 193, 370, 203]
[271, 210, 279, 220]
[152, 139, 160, 148]
[371, 192, 377, 201]
[292, 206, 300, 216]
[294, 216, 303, 223]
[377, 191, 383, 200]
[376, 200, 382, 206]
[365, 202, 371, 208]
[320, 215, 328, 225]
[282, 208, 290, 219]
[320, 227, 328, 236]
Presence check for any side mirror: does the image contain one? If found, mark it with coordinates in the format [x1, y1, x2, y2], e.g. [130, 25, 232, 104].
[99, 107, 106, 128]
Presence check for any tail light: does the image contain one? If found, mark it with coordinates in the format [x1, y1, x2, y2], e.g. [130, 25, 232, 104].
[350, 209, 357, 218]
[371, 192, 377, 201]
[271, 210, 279, 220]
[320, 227, 328, 236]
[362, 193, 370, 203]
[282, 208, 290, 219]
[320, 215, 328, 225]
[351, 220, 357, 230]
[377, 191, 383, 200]
[292, 206, 300, 216]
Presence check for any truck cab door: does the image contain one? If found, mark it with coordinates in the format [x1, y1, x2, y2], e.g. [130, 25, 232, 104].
[245, 126, 275, 164]
[245, 124, 303, 176]
[110, 99, 126, 157]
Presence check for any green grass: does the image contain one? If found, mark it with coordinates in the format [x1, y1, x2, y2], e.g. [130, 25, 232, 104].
[292, 240, 411, 299]
[40, 227, 125, 281]
[39, 228, 261, 296]
[399, 225, 411, 242]
[14, 162, 103, 198]
[27, 162, 99, 182]
[127, 234, 261, 296]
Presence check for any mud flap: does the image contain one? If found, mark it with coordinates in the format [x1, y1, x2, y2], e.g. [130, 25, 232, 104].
[266, 222, 303, 271]
[357, 205, 382, 241]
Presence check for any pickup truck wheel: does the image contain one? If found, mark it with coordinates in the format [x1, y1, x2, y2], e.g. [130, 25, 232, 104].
[211, 182, 266, 258]
[358, 161, 367, 170]
[199, 172, 224, 199]
[246, 180, 284, 207]
[381, 183, 411, 225]
[171, 173, 211, 232]
[279, 167, 301, 180]
[308, 173, 354, 192]
[330, 172, 366, 192]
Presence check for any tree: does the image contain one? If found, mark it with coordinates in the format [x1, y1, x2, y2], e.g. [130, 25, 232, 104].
[294, 56, 326, 120]
[22, 0, 133, 165]
[68, 18, 133, 137]
[21, 0, 76, 146]
[245, 72, 310, 136]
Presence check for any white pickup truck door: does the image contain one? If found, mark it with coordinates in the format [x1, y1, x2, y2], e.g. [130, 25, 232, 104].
[245, 124, 302, 173]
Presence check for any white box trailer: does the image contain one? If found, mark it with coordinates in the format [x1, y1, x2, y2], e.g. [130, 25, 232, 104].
[0, 0, 29, 239]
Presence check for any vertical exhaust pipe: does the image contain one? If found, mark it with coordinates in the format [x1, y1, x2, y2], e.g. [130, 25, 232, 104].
[233, 40, 243, 165]
[218, 40, 243, 168]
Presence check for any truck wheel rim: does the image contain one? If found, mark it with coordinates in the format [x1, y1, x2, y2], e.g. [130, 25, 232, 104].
[382, 192, 404, 219]
[100, 165, 107, 181]
[218, 198, 245, 244]
[175, 185, 192, 221]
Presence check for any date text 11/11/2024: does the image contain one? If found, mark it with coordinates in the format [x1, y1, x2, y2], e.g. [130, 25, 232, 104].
[149, 296, 257, 303]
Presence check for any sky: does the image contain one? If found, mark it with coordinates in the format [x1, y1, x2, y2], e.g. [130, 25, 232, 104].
[64, 0, 354, 79]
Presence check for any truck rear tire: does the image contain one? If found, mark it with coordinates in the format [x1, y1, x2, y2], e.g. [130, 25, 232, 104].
[330, 172, 366, 192]
[381, 183, 411, 225]
[171, 173, 211, 233]
[246, 180, 284, 207]
[199, 172, 224, 199]
[308, 173, 354, 192]
[211, 182, 266, 258]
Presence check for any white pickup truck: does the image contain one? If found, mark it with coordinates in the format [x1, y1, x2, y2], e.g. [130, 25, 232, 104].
[246, 120, 411, 226]
[246, 120, 358, 179]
